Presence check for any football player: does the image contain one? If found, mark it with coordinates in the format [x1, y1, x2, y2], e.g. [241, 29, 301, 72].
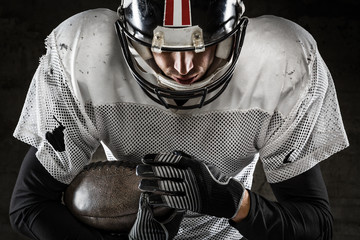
[10, 0, 348, 239]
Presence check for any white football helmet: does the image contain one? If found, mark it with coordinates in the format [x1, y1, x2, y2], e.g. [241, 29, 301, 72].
[115, 0, 248, 109]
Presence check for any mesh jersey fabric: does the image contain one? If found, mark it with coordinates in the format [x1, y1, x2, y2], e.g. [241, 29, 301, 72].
[13, 9, 349, 240]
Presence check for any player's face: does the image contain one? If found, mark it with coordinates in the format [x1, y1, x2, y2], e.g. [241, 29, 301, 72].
[153, 45, 217, 85]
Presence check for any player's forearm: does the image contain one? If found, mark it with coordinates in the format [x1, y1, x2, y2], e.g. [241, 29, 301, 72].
[229, 165, 333, 240]
[10, 201, 115, 240]
[229, 191, 332, 240]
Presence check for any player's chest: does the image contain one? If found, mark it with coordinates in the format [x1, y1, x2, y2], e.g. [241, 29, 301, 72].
[92, 103, 279, 174]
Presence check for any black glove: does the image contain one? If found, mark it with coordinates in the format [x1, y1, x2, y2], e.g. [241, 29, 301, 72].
[136, 151, 245, 219]
[128, 193, 184, 240]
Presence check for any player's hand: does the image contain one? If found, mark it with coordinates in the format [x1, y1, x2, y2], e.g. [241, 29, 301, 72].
[136, 151, 245, 219]
[128, 193, 184, 240]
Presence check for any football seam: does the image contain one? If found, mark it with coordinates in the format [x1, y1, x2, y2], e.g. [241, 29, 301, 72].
[83, 160, 140, 171]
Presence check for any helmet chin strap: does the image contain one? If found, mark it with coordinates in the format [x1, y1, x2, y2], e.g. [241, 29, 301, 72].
[130, 37, 234, 91]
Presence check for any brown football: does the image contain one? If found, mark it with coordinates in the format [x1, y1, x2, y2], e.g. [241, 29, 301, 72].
[64, 160, 171, 233]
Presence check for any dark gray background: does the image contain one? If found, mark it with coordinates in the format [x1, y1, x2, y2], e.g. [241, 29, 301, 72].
[1, 0, 359, 239]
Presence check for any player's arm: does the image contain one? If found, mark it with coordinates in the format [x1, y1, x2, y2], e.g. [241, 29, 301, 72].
[9, 147, 127, 240]
[230, 164, 333, 240]
[138, 152, 333, 240]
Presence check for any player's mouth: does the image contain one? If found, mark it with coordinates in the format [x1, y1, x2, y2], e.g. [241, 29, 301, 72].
[174, 75, 198, 85]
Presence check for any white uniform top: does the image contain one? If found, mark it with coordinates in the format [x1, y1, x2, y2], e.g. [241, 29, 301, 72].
[14, 9, 349, 240]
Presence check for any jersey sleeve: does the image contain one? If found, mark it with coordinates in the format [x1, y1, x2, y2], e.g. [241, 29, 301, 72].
[13, 30, 100, 184]
[259, 48, 349, 183]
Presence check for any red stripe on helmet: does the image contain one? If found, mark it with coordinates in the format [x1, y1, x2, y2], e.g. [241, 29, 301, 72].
[181, 0, 191, 26]
[164, 0, 174, 26]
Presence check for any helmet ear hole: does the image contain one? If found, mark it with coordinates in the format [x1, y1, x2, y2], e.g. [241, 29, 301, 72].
[215, 37, 234, 60]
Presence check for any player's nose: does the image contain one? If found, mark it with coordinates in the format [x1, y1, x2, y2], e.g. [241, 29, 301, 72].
[173, 51, 194, 75]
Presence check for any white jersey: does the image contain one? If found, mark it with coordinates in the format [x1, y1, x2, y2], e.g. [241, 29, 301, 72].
[14, 9, 348, 240]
